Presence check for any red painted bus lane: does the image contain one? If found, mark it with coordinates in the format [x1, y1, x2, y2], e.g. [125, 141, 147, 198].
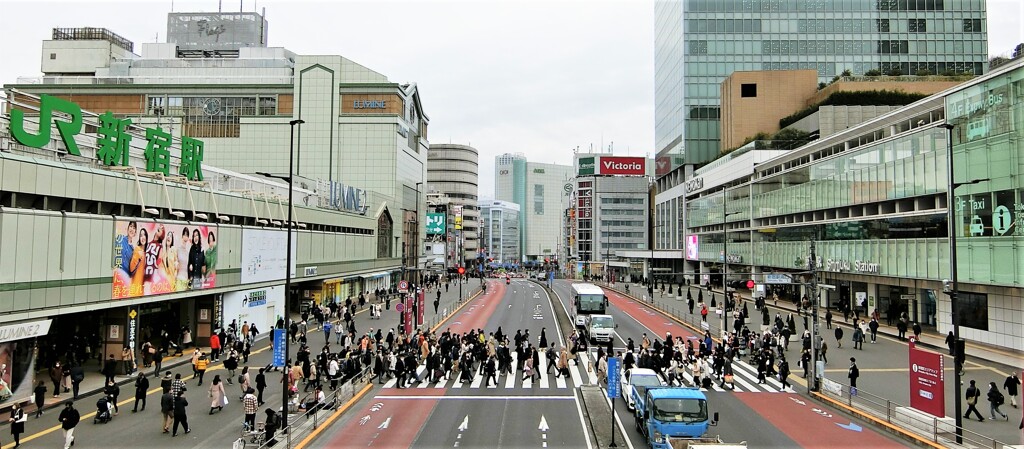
[443, 280, 506, 334]
[736, 393, 905, 448]
[608, 290, 706, 342]
[324, 389, 441, 448]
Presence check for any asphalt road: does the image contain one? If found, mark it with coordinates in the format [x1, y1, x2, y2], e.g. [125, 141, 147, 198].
[311, 278, 592, 449]
[550, 279, 910, 448]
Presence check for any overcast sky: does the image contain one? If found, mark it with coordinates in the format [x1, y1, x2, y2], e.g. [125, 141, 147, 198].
[2, 0, 1022, 199]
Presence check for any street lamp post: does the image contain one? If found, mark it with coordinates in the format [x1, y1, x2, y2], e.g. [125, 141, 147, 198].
[257, 118, 304, 446]
[414, 182, 422, 328]
[939, 123, 989, 444]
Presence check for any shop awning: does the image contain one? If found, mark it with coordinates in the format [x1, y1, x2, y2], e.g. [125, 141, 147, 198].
[360, 271, 390, 279]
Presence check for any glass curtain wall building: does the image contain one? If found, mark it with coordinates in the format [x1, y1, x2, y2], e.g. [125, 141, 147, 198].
[683, 60, 1024, 352]
[655, 0, 989, 175]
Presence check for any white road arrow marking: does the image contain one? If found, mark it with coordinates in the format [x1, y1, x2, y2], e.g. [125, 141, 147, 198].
[458, 415, 469, 431]
[378, 416, 392, 429]
[359, 415, 371, 425]
[538, 415, 549, 431]
[371, 402, 384, 411]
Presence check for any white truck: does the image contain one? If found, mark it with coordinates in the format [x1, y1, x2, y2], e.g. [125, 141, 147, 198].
[586, 314, 616, 344]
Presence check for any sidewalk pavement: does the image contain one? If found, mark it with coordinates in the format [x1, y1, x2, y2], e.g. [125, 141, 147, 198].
[611, 281, 1022, 374]
[14, 278, 484, 418]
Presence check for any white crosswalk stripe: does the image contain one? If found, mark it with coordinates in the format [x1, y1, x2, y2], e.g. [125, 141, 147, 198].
[377, 349, 787, 392]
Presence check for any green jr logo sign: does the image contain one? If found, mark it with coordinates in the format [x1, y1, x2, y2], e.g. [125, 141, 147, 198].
[10, 94, 206, 181]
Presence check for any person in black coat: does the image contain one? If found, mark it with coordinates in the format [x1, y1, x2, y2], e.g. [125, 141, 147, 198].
[256, 368, 267, 406]
[133, 373, 150, 412]
[539, 328, 548, 350]
[9, 402, 25, 447]
[33, 381, 47, 418]
[172, 390, 191, 436]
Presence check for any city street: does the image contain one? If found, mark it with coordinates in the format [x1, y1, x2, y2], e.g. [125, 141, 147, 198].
[606, 280, 1024, 446]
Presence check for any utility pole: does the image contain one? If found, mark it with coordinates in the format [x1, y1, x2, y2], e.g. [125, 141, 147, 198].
[809, 240, 820, 393]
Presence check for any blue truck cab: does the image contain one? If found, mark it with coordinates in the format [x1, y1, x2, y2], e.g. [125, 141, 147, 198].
[634, 387, 717, 449]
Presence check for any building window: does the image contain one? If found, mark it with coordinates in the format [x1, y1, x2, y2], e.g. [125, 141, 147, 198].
[377, 212, 393, 259]
[49, 53, 56, 60]
[533, 184, 545, 215]
[957, 291, 988, 331]
[908, 19, 926, 33]
[962, 19, 982, 32]
[876, 19, 890, 32]
[741, 83, 757, 98]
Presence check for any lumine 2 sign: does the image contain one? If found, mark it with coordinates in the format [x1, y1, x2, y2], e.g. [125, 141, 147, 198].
[10, 94, 206, 181]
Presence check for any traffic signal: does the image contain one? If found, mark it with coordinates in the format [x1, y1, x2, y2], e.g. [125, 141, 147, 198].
[729, 280, 755, 289]
[458, 266, 465, 275]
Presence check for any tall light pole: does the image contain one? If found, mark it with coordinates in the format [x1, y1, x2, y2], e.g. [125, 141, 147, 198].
[721, 192, 741, 340]
[939, 123, 989, 444]
[257, 117, 304, 444]
[414, 182, 422, 327]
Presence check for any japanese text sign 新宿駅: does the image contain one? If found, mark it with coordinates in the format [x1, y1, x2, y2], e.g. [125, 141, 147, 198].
[426, 213, 446, 235]
[112, 220, 218, 299]
[10, 95, 205, 181]
[606, 357, 620, 399]
[908, 339, 945, 417]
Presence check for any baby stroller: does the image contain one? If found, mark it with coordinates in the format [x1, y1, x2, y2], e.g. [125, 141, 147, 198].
[94, 396, 113, 424]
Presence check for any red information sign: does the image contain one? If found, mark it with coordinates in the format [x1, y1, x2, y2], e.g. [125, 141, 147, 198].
[908, 338, 945, 417]
[402, 295, 413, 335]
[417, 289, 425, 326]
[398, 280, 409, 293]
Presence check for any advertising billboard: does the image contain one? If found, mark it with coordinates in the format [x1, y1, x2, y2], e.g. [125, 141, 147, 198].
[0, 320, 51, 408]
[578, 157, 595, 176]
[453, 205, 464, 230]
[598, 156, 646, 176]
[223, 286, 285, 338]
[112, 220, 218, 299]
[241, 229, 297, 284]
[908, 339, 945, 417]
[686, 235, 700, 260]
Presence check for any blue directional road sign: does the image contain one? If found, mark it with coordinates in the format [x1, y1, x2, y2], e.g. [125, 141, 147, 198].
[606, 357, 620, 399]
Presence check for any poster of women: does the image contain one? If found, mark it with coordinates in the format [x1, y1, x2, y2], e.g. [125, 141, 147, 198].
[112, 220, 218, 299]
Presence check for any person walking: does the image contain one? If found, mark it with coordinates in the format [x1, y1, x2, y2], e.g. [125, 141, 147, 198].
[239, 366, 252, 399]
[102, 354, 117, 384]
[868, 318, 879, 343]
[852, 325, 864, 350]
[944, 331, 956, 356]
[58, 402, 79, 449]
[50, 361, 63, 398]
[9, 402, 26, 447]
[988, 381, 1009, 421]
[778, 357, 791, 392]
[964, 380, 985, 421]
[848, 357, 859, 390]
[242, 388, 258, 430]
[133, 373, 149, 412]
[195, 352, 209, 385]
[912, 321, 922, 340]
[1004, 372, 1020, 408]
[208, 375, 226, 414]
[160, 389, 175, 433]
[152, 346, 164, 377]
[172, 390, 191, 436]
[264, 408, 280, 447]
[224, 350, 238, 385]
[104, 380, 120, 415]
[32, 380, 46, 418]
[825, 310, 833, 329]
[256, 367, 267, 406]
[834, 327, 844, 349]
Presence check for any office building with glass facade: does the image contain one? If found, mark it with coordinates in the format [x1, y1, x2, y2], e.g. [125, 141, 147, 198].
[656, 0, 989, 174]
[478, 200, 521, 265]
[681, 59, 1024, 352]
[495, 153, 573, 263]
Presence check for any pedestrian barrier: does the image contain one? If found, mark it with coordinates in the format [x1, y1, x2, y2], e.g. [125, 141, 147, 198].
[815, 381, 1011, 449]
[235, 366, 372, 449]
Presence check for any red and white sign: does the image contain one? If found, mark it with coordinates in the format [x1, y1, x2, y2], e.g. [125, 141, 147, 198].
[597, 156, 646, 176]
[398, 280, 409, 293]
[908, 338, 945, 417]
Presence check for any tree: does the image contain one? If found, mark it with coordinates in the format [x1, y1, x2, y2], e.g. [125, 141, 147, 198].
[886, 67, 903, 76]
[864, 69, 882, 76]
[915, 69, 933, 76]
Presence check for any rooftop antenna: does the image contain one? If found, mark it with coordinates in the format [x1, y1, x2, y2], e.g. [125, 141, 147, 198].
[219, 0, 222, 12]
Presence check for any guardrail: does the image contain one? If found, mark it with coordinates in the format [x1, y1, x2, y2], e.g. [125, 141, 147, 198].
[816, 381, 1012, 449]
[234, 366, 372, 449]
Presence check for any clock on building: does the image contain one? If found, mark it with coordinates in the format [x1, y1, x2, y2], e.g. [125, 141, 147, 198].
[202, 97, 222, 116]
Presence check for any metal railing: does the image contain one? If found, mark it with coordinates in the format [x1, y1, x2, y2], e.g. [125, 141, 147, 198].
[817, 381, 1011, 449]
[240, 367, 372, 449]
